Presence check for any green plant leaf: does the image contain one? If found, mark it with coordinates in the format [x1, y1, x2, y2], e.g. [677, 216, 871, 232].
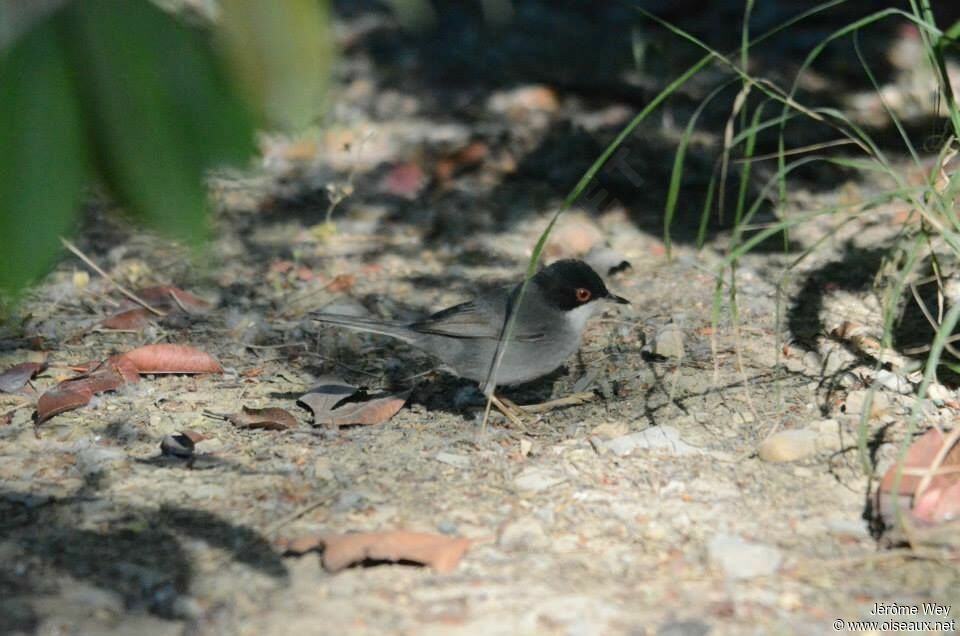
[217, 0, 335, 130]
[60, 0, 254, 242]
[0, 16, 85, 296]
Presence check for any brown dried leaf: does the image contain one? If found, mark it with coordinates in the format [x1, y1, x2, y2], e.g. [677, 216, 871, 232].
[381, 161, 427, 199]
[160, 430, 206, 458]
[434, 141, 488, 183]
[119, 344, 224, 374]
[229, 406, 298, 431]
[102, 308, 153, 330]
[878, 429, 960, 496]
[325, 274, 356, 294]
[321, 531, 472, 573]
[298, 378, 409, 428]
[0, 362, 46, 393]
[102, 286, 209, 330]
[36, 358, 137, 423]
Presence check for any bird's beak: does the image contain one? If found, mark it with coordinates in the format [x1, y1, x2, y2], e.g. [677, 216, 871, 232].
[608, 293, 630, 305]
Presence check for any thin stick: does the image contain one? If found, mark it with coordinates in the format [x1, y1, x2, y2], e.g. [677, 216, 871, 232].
[60, 237, 166, 317]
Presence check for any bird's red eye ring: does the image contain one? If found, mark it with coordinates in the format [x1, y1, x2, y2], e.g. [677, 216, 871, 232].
[575, 287, 591, 302]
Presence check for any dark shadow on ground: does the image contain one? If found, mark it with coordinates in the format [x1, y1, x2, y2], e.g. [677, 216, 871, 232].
[0, 491, 287, 633]
[787, 242, 886, 350]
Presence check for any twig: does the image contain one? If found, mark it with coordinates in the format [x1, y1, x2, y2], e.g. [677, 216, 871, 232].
[60, 237, 166, 317]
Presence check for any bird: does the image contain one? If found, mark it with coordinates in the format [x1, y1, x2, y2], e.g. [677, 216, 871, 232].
[311, 259, 628, 421]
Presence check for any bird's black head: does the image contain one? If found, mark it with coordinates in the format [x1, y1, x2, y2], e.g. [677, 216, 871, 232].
[533, 259, 630, 311]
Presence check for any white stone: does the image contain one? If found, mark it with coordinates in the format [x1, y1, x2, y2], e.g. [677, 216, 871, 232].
[435, 452, 470, 468]
[600, 426, 701, 457]
[707, 534, 782, 579]
[514, 467, 566, 492]
[758, 429, 819, 462]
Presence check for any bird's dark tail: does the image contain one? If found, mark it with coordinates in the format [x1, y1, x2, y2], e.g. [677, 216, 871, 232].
[310, 313, 417, 344]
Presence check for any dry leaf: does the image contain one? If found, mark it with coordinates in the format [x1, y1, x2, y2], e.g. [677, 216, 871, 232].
[381, 161, 427, 199]
[120, 344, 224, 374]
[0, 362, 46, 393]
[434, 141, 488, 183]
[325, 274, 356, 294]
[229, 406, 298, 431]
[282, 531, 472, 573]
[878, 428, 960, 526]
[102, 286, 209, 329]
[36, 357, 139, 423]
[298, 377, 409, 428]
[160, 430, 206, 458]
[102, 308, 153, 330]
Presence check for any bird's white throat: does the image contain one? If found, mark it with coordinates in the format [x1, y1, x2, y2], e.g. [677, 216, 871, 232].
[565, 301, 601, 335]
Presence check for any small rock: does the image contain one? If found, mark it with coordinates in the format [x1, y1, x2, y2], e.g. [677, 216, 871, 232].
[814, 419, 843, 451]
[926, 383, 953, 401]
[435, 452, 470, 468]
[758, 429, 819, 462]
[498, 516, 549, 551]
[313, 456, 335, 481]
[707, 534, 782, 579]
[590, 422, 629, 440]
[76, 447, 128, 476]
[194, 437, 223, 453]
[656, 619, 712, 636]
[842, 389, 889, 417]
[825, 517, 869, 540]
[874, 369, 912, 394]
[584, 245, 631, 276]
[514, 467, 566, 492]
[547, 220, 605, 257]
[654, 325, 685, 359]
[601, 426, 701, 457]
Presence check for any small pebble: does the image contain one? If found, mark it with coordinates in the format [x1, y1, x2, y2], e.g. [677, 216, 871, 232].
[758, 429, 819, 462]
[498, 516, 549, 551]
[514, 467, 566, 492]
[654, 325, 685, 359]
[707, 533, 782, 579]
[874, 369, 912, 394]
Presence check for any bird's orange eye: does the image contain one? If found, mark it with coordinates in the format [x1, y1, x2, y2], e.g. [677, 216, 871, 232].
[575, 287, 591, 302]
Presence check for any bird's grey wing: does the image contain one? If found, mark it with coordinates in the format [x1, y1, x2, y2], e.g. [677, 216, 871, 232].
[409, 298, 546, 342]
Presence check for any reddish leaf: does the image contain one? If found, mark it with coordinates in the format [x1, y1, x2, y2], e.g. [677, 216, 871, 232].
[228, 406, 297, 431]
[0, 361, 46, 393]
[36, 358, 137, 423]
[434, 141, 488, 183]
[102, 308, 153, 330]
[323, 531, 471, 573]
[160, 430, 206, 458]
[298, 377, 409, 428]
[119, 344, 223, 374]
[878, 428, 960, 527]
[282, 531, 472, 574]
[381, 161, 426, 198]
[325, 274, 355, 294]
[879, 429, 960, 496]
[102, 286, 209, 330]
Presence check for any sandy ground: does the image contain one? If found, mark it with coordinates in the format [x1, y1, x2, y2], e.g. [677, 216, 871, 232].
[3, 2, 960, 635]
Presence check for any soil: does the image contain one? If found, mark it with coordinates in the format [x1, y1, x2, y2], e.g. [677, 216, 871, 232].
[2, 2, 960, 635]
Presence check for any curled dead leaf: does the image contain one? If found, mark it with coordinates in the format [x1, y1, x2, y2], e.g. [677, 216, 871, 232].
[160, 430, 206, 458]
[0, 362, 46, 393]
[298, 377, 410, 428]
[120, 344, 223, 374]
[36, 357, 139, 423]
[101, 286, 209, 330]
[229, 406, 298, 431]
[877, 428, 960, 528]
[283, 531, 472, 574]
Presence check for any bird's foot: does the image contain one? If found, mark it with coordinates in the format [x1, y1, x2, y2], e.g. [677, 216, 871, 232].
[499, 392, 596, 416]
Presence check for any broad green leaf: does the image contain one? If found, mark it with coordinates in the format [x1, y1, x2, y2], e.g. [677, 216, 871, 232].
[0, 16, 85, 296]
[61, 0, 254, 242]
[217, 0, 334, 129]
